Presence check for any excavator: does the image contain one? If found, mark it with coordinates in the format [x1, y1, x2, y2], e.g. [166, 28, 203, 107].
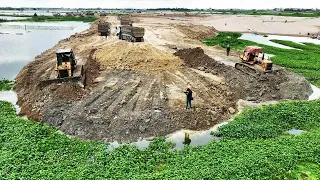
[236, 46, 273, 76]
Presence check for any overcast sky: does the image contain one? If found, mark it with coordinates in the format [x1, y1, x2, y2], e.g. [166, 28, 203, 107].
[1, 0, 319, 9]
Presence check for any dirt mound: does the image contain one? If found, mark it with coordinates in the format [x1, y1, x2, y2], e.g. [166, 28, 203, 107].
[174, 47, 219, 67]
[174, 24, 217, 41]
[94, 42, 183, 72]
[175, 47, 312, 102]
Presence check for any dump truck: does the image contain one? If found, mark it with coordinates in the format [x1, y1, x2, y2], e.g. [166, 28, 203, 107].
[236, 46, 273, 76]
[98, 22, 111, 36]
[120, 15, 133, 26]
[100, 12, 107, 16]
[119, 26, 145, 42]
[41, 49, 86, 87]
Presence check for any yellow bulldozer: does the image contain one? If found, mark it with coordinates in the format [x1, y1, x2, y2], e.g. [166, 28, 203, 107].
[41, 48, 85, 87]
[236, 46, 273, 75]
[55, 49, 77, 78]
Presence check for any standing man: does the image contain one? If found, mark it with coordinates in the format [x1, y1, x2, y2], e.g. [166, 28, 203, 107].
[184, 88, 193, 109]
[226, 44, 231, 56]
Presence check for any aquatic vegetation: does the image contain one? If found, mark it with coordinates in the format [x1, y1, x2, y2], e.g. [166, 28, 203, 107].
[214, 100, 320, 139]
[1, 100, 320, 179]
[0, 79, 14, 91]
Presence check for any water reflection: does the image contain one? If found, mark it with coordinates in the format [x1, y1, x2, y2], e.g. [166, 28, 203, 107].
[183, 133, 191, 146]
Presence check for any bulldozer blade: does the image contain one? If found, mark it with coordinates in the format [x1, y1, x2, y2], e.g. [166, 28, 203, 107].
[40, 65, 85, 87]
[235, 63, 261, 77]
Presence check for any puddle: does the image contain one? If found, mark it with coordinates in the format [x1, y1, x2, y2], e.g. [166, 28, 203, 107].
[287, 129, 304, 135]
[106, 139, 151, 151]
[239, 33, 295, 49]
[0, 90, 20, 113]
[309, 84, 320, 100]
[104, 121, 229, 152]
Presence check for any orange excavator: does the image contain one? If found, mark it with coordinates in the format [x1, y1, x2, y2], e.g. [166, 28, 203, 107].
[236, 46, 273, 76]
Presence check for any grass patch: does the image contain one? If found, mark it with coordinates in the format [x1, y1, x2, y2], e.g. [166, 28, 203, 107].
[1, 100, 320, 179]
[203, 32, 320, 86]
[0, 79, 14, 91]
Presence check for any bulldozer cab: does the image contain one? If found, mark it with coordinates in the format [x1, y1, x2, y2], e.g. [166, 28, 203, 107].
[237, 46, 273, 75]
[56, 49, 76, 67]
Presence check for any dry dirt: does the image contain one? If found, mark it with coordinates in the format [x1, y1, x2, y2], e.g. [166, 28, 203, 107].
[95, 41, 183, 72]
[14, 15, 313, 142]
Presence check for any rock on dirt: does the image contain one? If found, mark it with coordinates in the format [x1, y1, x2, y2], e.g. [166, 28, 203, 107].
[228, 107, 236, 114]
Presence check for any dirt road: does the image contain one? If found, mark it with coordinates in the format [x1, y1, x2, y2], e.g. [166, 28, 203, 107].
[14, 15, 312, 142]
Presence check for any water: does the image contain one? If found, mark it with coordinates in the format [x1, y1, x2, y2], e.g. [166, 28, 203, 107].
[0, 10, 64, 16]
[309, 85, 320, 100]
[239, 33, 320, 49]
[266, 35, 320, 45]
[0, 16, 30, 20]
[287, 129, 304, 135]
[0, 91, 20, 113]
[239, 33, 295, 49]
[166, 129, 222, 150]
[0, 21, 89, 80]
[106, 139, 151, 151]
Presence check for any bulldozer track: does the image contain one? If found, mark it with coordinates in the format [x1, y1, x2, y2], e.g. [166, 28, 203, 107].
[235, 63, 260, 77]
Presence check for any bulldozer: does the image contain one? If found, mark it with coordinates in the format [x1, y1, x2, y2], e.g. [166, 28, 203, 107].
[55, 49, 77, 78]
[236, 46, 273, 76]
[41, 49, 86, 87]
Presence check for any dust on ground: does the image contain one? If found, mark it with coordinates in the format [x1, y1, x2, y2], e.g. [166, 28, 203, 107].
[14, 15, 313, 142]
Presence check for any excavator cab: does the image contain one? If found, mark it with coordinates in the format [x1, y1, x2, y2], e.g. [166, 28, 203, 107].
[236, 46, 273, 76]
[55, 49, 76, 78]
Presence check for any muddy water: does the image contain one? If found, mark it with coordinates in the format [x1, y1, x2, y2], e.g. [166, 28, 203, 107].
[0, 21, 89, 80]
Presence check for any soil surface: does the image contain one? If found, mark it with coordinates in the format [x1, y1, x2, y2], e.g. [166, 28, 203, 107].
[14, 15, 313, 142]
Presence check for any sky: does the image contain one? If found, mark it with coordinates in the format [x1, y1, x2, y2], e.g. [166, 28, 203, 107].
[1, 0, 319, 9]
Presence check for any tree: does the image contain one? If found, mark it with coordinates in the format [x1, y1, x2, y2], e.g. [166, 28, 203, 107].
[34, 13, 38, 17]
